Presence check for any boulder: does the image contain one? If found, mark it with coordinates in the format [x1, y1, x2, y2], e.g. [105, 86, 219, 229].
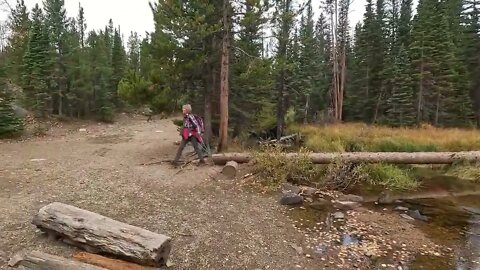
[280, 192, 304, 205]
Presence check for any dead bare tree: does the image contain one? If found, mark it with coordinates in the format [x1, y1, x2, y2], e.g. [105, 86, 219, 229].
[326, 0, 350, 122]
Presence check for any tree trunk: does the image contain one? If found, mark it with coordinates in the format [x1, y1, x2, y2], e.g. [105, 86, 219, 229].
[204, 66, 213, 145]
[8, 251, 104, 270]
[211, 151, 480, 165]
[276, 0, 292, 139]
[276, 68, 285, 139]
[217, 0, 230, 152]
[417, 47, 424, 124]
[303, 94, 309, 124]
[32, 202, 171, 267]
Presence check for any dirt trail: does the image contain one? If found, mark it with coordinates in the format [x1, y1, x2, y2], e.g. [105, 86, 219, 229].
[0, 115, 320, 270]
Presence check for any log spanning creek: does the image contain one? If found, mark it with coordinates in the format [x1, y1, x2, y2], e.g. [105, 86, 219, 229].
[282, 175, 480, 270]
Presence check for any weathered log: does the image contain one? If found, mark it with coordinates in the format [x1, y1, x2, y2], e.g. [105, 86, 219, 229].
[212, 151, 480, 165]
[9, 250, 105, 270]
[32, 202, 171, 267]
[73, 252, 160, 270]
[222, 161, 239, 178]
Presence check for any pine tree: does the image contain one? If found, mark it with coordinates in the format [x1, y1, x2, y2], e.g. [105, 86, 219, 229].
[0, 53, 23, 136]
[309, 13, 331, 120]
[22, 4, 51, 117]
[86, 30, 114, 122]
[127, 31, 140, 74]
[386, 45, 415, 126]
[398, 0, 413, 47]
[111, 27, 126, 107]
[6, 0, 30, 84]
[230, 0, 273, 134]
[273, 0, 295, 138]
[297, 0, 317, 122]
[43, 0, 69, 116]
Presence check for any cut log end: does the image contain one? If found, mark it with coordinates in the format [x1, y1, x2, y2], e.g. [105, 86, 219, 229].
[222, 161, 239, 178]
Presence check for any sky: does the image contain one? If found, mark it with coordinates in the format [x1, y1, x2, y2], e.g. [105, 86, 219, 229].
[1, 0, 368, 40]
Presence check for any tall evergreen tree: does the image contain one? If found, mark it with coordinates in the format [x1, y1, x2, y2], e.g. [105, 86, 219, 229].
[43, 0, 69, 116]
[22, 4, 51, 117]
[6, 0, 30, 84]
[0, 63, 23, 136]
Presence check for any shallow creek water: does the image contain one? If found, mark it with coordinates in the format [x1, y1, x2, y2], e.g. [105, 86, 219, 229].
[286, 175, 480, 269]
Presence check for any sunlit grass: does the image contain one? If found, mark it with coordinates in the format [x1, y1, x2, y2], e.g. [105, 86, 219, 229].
[291, 123, 480, 152]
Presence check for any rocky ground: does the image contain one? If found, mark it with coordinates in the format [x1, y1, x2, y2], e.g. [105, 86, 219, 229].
[0, 114, 465, 270]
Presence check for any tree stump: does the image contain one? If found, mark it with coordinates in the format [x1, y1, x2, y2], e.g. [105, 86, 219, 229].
[32, 202, 171, 267]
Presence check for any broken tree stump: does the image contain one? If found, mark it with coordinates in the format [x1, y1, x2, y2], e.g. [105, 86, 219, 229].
[32, 202, 171, 267]
[222, 161, 239, 178]
[211, 151, 480, 165]
[9, 250, 105, 270]
[73, 252, 160, 270]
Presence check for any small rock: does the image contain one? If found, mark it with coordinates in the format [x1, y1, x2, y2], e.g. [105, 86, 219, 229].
[79, 128, 87, 132]
[280, 192, 304, 205]
[282, 183, 301, 194]
[300, 186, 319, 197]
[333, 200, 361, 210]
[166, 260, 175, 268]
[400, 214, 415, 221]
[333, 212, 345, 220]
[309, 198, 331, 210]
[408, 210, 429, 222]
[395, 206, 409, 211]
[338, 194, 364, 202]
[381, 264, 387, 268]
[290, 243, 304, 255]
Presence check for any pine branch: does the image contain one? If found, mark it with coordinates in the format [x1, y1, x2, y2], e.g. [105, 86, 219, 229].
[233, 46, 258, 58]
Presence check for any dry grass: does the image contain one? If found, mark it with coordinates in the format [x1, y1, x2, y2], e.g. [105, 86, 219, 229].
[291, 123, 480, 152]
[445, 163, 480, 182]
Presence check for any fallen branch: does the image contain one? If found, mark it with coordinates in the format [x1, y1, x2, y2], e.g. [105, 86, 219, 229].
[211, 151, 480, 165]
[32, 202, 171, 267]
[260, 133, 300, 145]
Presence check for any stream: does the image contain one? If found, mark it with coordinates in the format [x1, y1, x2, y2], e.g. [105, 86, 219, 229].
[286, 175, 480, 269]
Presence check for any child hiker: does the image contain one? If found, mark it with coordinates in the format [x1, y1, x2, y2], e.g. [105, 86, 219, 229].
[172, 104, 206, 167]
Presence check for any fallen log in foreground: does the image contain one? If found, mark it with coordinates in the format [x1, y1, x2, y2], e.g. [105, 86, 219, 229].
[32, 202, 171, 267]
[9, 250, 105, 270]
[212, 151, 480, 165]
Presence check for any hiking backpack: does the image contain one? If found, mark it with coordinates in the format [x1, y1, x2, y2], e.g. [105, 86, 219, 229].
[193, 114, 205, 134]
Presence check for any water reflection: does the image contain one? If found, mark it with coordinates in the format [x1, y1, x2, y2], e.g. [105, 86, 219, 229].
[455, 214, 480, 270]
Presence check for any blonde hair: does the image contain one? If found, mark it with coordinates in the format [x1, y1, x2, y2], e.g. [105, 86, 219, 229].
[182, 104, 192, 113]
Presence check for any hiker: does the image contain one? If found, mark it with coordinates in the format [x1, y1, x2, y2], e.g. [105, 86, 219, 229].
[173, 104, 205, 167]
